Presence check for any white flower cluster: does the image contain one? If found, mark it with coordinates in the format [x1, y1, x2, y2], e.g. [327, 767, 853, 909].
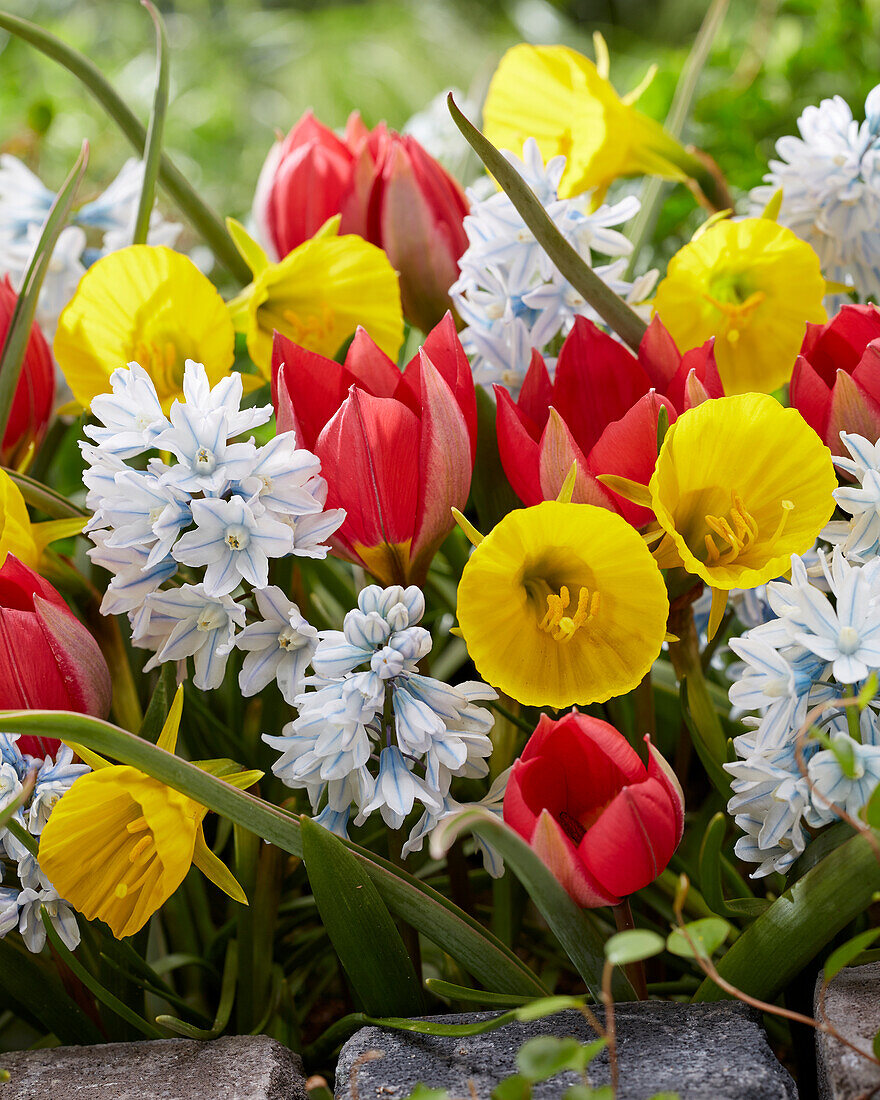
[83, 360, 342, 696]
[0, 737, 88, 953]
[0, 156, 183, 337]
[450, 138, 657, 393]
[750, 85, 880, 302]
[264, 583, 500, 857]
[726, 431, 880, 876]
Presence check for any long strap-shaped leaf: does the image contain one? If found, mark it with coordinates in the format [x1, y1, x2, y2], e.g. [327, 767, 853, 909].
[693, 830, 880, 1002]
[432, 806, 634, 1003]
[132, 1, 169, 246]
[4, 709, 546, 998]
[302, 816, 424, 1016]
[446, 94, 648, 352]
[0, 142, 87, 439]
[0, 10, 250, 284]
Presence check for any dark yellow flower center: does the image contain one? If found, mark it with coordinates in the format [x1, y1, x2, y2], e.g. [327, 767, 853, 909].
[702, 490, 793, 567]
[134, 339, 184, 404]
[702, 287, 766, 346]
[114, 813, 156, 899]
[261, 299, 336, 347]
[539, 584, 600, 643]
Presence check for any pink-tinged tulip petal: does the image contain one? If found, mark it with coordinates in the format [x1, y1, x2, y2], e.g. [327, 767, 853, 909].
[578, 779, 679, 898]
[316, 387, 420, 558]
[271, 335, 355, 450]
[531, 809, 620, 908]
[34, 596, 111, 718]
[588, 392, 676, 527]
[790, 355, 832, 440]
[495, 386, 546, 506]
[683, 369, 712, 408]
[343, 328, 401, 397]
[398, 313, 477, 456]
[409, 353, 472, 581]
[554, 317, 652, 453]
[645, 735, 685, 845]
[826, 369, 880, 456]
[538, 409, 616, 509]
[518, 349, 553, 428]
[851, 339, 880, 408]
[639, 315, 682, 391]
[667, 339, 721, 410]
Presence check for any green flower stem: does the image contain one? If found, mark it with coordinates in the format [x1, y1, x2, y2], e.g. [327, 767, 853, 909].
[668, 602, 729, 775]
[447, 94, 648, 352]
[0, 11, 250, 284]
[3, 468, 88, 519]
[132, 2, 169, 246]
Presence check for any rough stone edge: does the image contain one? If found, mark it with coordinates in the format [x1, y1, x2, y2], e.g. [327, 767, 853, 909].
[814, 962, 880, 1100]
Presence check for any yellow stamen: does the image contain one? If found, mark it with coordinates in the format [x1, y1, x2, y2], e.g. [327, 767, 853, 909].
[701, 289, 766, 344]
[539, 585, 598, 643]
[703, 492, 794, 567]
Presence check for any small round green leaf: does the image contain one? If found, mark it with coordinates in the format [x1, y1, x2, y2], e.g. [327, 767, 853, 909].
[491, 1074, 532, 1100]
[517, 1037, 586, 1082]
[667, 918, 731, 959]
[824, 928, 880, 983]
[604, 929, 665, 966]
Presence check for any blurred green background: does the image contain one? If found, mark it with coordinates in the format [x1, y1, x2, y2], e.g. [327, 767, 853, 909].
[1, 0, 879, 257]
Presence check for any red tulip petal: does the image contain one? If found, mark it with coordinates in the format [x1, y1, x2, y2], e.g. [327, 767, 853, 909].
[316, 386, 420, 554]
[400, 313, 477, 456]
[530, 809, 620, 908]
[851, 339, 880, 407]
[588, 392, 676, 527]
[271, 333, 353, 451]
[505, 753, 568, 828]
[538, 409, 617, 509]
[808, 304, 880, 383]
[344, 328, 400, 397]
[409, 352, 473, 580]
[645, 735, 685, 844]
[517, 348, 553, 428]
[0, 608, 66, 709]
[667, 339, 721, 409]
[639, 316, 682, 390]
[790, 355, 832, 441]
[495, 385, 543, 506]
[579, 779, 679, 897]
[554, 317, 651, 454]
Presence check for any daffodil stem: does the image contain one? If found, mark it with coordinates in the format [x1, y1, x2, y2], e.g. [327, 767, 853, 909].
[668, 602, 728, 768]
[612, 900, 648, 1000]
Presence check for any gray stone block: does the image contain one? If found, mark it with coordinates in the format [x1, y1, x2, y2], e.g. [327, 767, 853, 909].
[335, 1003, 797, 1100]
[815, 961, 880, 1100]
[0, 1034, 308, 1099]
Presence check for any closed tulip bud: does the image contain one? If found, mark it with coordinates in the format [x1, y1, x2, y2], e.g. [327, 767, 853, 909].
[0, 555, 111, 757]
[503, 712, 684, 907]
[0, 277, 55, 466]
[791, 303, 880, 456]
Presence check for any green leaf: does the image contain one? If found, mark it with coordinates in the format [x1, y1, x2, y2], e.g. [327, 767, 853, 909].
[863, 784, 880, 828]
[873, 1026, 880, 1061]
[4, 709, 545, 997]
[517, 1037, 605, 1082]
[3, 469, 88, 519]
[858, 672, 878, 709]
[432, 807, 633, 1002]
[0, 11, 249, 283]
[694, 830, 880, 1002]
[156, 939, 238, 1038]
[667, 918, 731, 960]
[604, 929, 665, 967]
[697, 814, 767, 920]
[0, 143, 87, 440]
[680, 679, 732, 796]
[492, 1075, 532, 1100]
[404, 1087, 450, 1100]
[470, 386, 521, 532]
[132, 2, 169, 245]
[566, 1089, 614, 1100]
[514, 996, 587, 1022]
[138, 665, 178, 744]
[824, 928, 880, 983]
[0, 939, 102, 1044]
[425, 979, 533, 1008]
[446, 95, 647, 352]
[301, 816, 423, 1016]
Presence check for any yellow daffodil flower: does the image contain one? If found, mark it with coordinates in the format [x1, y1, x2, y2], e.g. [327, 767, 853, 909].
[454, 500, 669, 708]
[54, 245, 235, 412]
[0, 469, 82, 570]
[482, 42, 702, 203]
[653, 218, 827, 395]
[39, 688, 260, 939]
[226, 217, 404, 377]
[646, 394, 836, 635]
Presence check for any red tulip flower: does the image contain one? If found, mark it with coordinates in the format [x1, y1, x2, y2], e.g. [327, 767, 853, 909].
[0, 554, 111, 757]
[254, 111, 468, 334]
[504, 712, 684, 907]
[272, 312, 477, 587]
[790, 303, 880, 456]
[0, 277, 55, 467]
[495, 316, 721, 527]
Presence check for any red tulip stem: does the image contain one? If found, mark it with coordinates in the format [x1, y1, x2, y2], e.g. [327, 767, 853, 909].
[613, 900, 648, 1001]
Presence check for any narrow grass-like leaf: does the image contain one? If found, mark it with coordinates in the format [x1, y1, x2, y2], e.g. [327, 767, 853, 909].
[432, 807, 633, 1001]
[132, 2, 169, 245]
[3, 468, 88, 518]
[0, 11, 250, 283]
[7, 709, 545, 997]
[823, 928, 880, 984]
[0, 938, 102, 1044]
[156, 939, 238, 1037]
[425, 979, 533, 1007]
[697, 813, 767, 920]
[0, 142, 87, 440]
[693, 830, 880, 1002]
[446, 95, 647, 352]
[302, 816, 423, 1016]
